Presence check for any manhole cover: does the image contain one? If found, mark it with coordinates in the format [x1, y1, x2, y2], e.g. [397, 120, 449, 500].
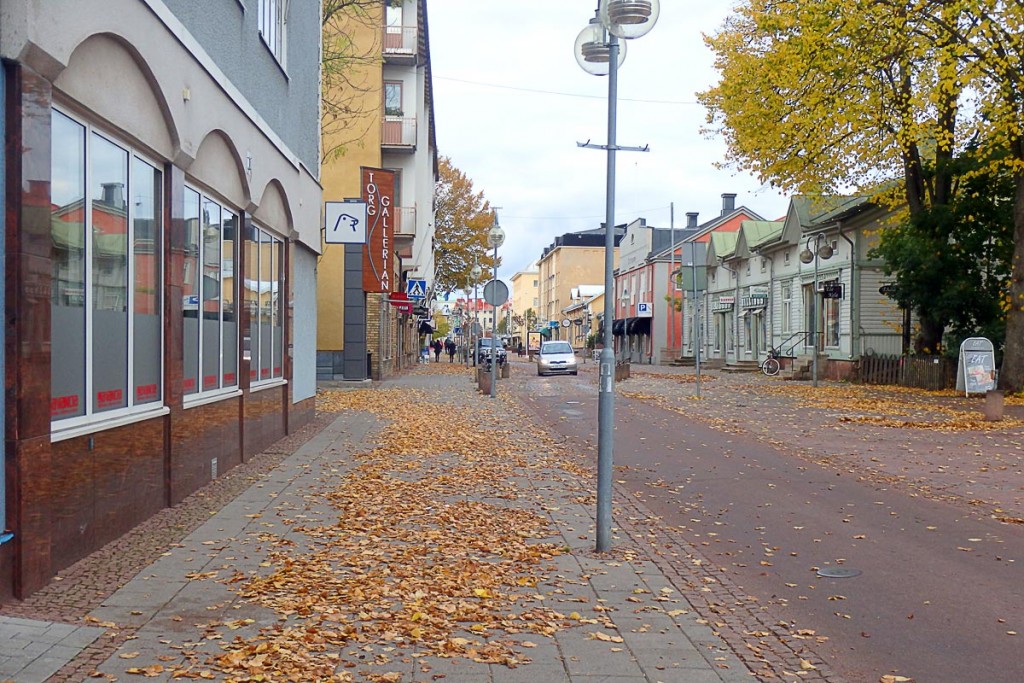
[816, 567, 862, 578]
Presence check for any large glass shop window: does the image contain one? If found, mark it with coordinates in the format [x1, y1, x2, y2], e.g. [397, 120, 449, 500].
[183, 188, 238, 398]
[50, 109, 163, 424]
[246, 226, 284, 385]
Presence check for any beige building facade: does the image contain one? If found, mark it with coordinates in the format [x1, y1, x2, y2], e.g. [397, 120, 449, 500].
[509, 263, 540, 335]
[536, 227, 623, 327]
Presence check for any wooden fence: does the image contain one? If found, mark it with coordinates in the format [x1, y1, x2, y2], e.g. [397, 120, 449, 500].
[856, 354, 957, 390]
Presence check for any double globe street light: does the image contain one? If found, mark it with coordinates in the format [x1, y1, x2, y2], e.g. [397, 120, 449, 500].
[485, 217, 507, 399]
[574, 0, 659, 553]
[799, 233, 834, 388]
[470, 262, 483, 368]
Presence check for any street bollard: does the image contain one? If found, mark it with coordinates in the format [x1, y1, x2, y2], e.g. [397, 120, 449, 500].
[984, 390, 1004, 421]
[478, 368, 492, 395]
[501, 363, 510, 379]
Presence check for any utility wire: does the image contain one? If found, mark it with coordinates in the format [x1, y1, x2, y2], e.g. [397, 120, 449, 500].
[502, 205, 673, 221]
[436, 75, 699, 105]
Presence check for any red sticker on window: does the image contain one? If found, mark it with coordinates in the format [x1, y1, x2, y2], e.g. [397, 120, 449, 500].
[273, 367, 281, 374]
[183, 378, 196, 391]
[223, 373, 236, 383]
[203, 375, 217, 389]
[51, 394, 79, 416]
[250, 369, 257, 380]
[96, 389, 123, 408]
[136, 384, 158, 400]
[261, 368, 270, 378]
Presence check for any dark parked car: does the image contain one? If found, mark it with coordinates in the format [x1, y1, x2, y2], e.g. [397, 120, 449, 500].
[474, 337, 507, 366]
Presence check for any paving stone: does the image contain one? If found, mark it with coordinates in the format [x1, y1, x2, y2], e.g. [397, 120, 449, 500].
[1, 375, 788, 683]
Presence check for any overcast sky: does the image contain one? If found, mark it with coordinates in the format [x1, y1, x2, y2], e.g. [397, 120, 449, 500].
[427, 1, 790, 282]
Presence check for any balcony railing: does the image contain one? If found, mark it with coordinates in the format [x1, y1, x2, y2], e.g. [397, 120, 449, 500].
[384, 25, 418, 56]
[394, 206, 416, 237]
[382, 116, 417, 148]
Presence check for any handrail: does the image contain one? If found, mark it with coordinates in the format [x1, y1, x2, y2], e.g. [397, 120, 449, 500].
[776, 331, 812, 358]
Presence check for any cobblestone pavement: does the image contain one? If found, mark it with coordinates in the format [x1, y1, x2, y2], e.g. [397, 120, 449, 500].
[0, 411, 340, 683]
[3, 361, 1020, 683]
[1, 366, 766, 683]
[602, 362, 1024, 522]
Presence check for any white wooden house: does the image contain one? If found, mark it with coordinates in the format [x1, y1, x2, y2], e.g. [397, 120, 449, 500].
[696, 196, 907, 378]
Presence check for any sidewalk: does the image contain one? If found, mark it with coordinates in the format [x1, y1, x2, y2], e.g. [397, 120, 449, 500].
[2, 365, 755, 683]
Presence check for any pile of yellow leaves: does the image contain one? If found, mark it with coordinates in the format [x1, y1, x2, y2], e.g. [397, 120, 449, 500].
[149, 386, 588, 682]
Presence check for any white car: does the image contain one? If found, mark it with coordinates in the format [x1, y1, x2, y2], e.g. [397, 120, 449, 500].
[537, 341, 578, 376]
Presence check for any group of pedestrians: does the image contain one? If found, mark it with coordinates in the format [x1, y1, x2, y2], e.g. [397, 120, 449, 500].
[429, 338, 458, 363]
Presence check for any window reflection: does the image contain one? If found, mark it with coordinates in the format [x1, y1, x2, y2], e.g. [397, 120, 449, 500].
[223, 212, 238, 387]
[246, 225, 284, 384]
[91, 133, 129, 413]
[183, 189, 201, 395]
[260, 229, 272, 381]
[133, 157, 162, 405]
[201, 199, 222, 391]
[50, 109, 164, 424]
[51, 111, 87, 419]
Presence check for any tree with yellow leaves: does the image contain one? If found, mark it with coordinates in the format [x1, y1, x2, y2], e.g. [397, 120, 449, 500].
[902, 0, 1024, 391]
[433, 157, 497, 296]
[701, 0, 1024, 391]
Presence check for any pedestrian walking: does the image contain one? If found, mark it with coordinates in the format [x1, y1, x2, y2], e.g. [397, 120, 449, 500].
[432, 339, 443, 362]
[445, 339, 457, 362]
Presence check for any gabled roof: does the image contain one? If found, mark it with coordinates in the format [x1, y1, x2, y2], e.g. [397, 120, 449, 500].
[807, 195, 874, 227]
[649, 206, 764, 260]
[707, 231, 739, 263]
[742, 220, 785, 251]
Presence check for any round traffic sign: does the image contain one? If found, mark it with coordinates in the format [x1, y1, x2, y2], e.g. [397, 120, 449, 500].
[482, 279, 510, 306]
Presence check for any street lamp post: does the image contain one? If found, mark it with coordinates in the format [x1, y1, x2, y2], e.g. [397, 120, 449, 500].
[799, 233, 834, 388]
[575, 0, 659, 553]
[487, 216, 506, 399]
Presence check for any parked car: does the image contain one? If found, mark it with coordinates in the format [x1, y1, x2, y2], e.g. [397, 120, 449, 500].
[536, 340, 578, 376]
[474, 337, 507, 366]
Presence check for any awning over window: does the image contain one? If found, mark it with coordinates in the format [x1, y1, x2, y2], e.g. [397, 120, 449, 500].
[612, 319, 626, 336]
[627, 316, 652, 336]
[418, 320, 434, 335]
[539, 327, 552, 337]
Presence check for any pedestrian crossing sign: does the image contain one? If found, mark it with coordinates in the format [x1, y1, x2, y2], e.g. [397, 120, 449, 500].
[441, 304, 452, 316]
[407, 279, 427, 299]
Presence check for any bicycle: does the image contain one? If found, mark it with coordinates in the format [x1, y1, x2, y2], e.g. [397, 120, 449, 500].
[761, 348, 781, 376]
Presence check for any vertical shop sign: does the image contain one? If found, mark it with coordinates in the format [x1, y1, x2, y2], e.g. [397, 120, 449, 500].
[361, 168, 395, 293]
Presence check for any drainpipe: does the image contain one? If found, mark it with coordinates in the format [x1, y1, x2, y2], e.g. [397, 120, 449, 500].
[0, 65, 8, 546]
[838, 221, 857, 360]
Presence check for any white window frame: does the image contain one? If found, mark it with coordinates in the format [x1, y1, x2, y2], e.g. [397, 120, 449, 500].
[183, 187, 240, 407]
[824, 296, 841, 348]
[249, 226, 287, 389]
[781, 280, 792, 334]
[50, 107, 167, 440]
[258, 0, 287, 65]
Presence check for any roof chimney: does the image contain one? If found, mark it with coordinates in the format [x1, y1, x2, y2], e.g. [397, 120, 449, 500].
[721, 193, 737, 215]
[102, 182, 126, 211]
[686, 212, 699, 228]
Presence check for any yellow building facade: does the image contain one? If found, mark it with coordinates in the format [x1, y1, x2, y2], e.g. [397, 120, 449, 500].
[317, 0, 437, 381]
[536, 229, 621, 327]
[509, 264, 540, 336]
